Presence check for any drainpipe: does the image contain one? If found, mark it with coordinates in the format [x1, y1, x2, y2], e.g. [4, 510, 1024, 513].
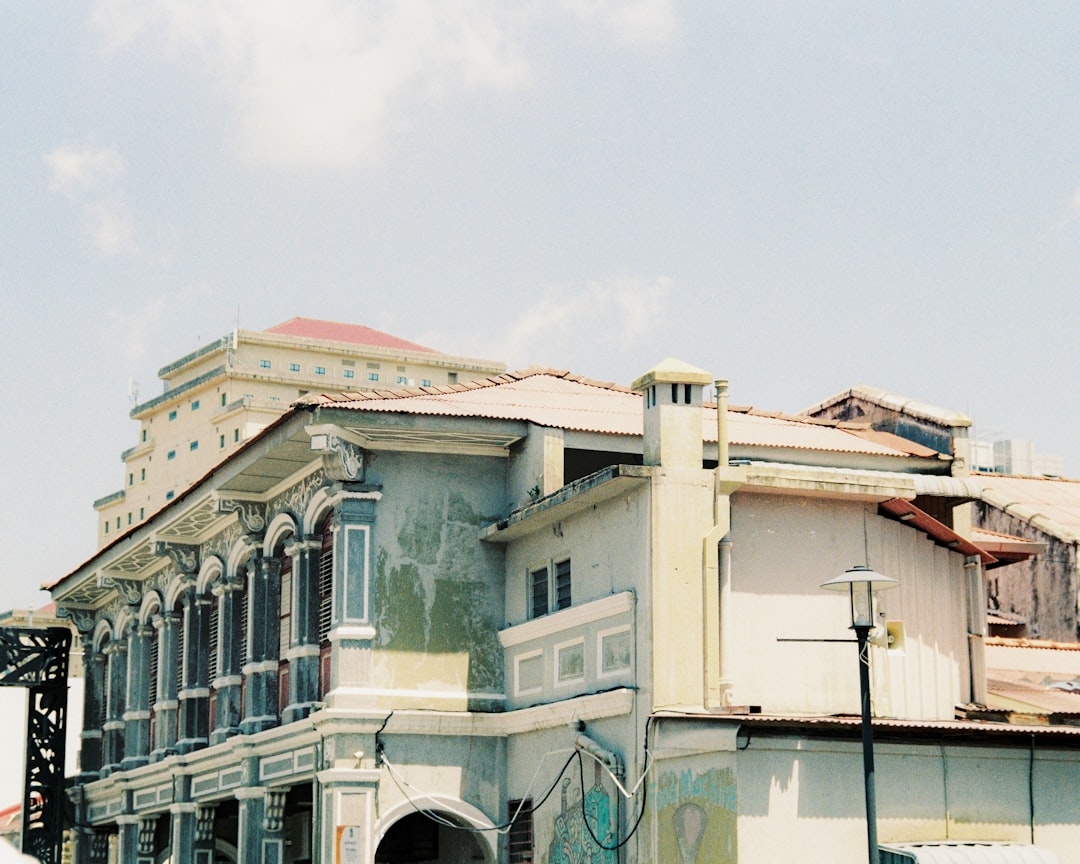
[965, 556, 988, 705]
[705, 380, 740, 709]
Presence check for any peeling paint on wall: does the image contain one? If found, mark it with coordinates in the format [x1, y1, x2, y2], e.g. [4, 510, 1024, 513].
[372, 484, 504, 696]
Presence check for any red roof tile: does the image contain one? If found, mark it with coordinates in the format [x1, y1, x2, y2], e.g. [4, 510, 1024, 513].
[265, 318, 436, 353]
[310, 368, 937, 458]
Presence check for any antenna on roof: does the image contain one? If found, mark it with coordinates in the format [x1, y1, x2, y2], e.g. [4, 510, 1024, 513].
[128, 378, 139, 403]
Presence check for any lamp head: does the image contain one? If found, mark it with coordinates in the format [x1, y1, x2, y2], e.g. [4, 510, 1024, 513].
[820, 565, 899, 628]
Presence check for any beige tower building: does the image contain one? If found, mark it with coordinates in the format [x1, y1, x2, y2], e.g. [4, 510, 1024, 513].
[93, 317, 504, 545]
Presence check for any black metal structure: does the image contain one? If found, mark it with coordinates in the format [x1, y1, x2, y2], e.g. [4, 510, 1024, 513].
[0, 627, 71, 864]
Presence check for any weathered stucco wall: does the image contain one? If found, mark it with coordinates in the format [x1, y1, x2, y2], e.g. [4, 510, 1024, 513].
[365, 451, 508, 707]
[730, 493, 970, 720]
[977, 500, 1080, 643]
[734, 733, 1080, 864]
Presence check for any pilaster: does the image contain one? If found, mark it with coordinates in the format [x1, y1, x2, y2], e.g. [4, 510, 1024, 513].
[177, 590, 211, 753]
[282, 537, 322, 724]
[121, 622, 152, 770]
[242, 555, 281, 735]
[151, 610, 181, 760]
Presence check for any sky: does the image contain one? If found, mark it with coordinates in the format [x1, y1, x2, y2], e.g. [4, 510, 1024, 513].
[3, 1, 1080, 614]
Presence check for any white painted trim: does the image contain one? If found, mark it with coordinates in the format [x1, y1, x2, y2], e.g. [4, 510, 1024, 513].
[340, 523, 370, 624]
[554, 637, 586, 687]
[596, 625, 633, 679]
[513, 649, 544, 697]
[328, 625, 377, 642]
[500, 591, 634, 647]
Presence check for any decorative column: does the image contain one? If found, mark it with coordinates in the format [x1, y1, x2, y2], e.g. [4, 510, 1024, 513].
[150, 609, 181, 760]
[235, 787, 266, 864]
[324, 485, 381, 710]
[121, 620, 153, 770]
[80, 636, 105, 778]
[101, 638, 127, 774]
[282, 536, 322, 724]
[241, 553, 281, 734]
[115, 815, 140, 864]
[177, 590, 211, 753]
[210, 575, 245, 745]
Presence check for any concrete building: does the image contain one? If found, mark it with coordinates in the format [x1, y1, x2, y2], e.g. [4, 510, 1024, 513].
[94, 318, 504, 546]
[807, 385, 1080, 644]
[51, 363, 1080, 864]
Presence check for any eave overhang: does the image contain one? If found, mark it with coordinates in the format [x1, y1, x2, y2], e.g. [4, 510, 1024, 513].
[481, 464, 651, 543]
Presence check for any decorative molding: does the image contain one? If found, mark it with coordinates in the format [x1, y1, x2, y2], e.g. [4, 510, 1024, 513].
[195, 805, 216, 842]
[104, 577, 143, 606]
[216, 498, 268, 536]
[56, 606, 95, 633]
[264, 788, 287, 832]
[309, 431, 366, 482]
[499, 591, 635, 648]
[152, 541, 199, 574]
[272, 470, 325, 525]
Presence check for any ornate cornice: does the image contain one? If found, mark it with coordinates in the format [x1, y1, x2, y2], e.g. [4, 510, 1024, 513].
[153, 541, 199, 574]
[215, 498, 268, 537]
[100, 576, 142, 606]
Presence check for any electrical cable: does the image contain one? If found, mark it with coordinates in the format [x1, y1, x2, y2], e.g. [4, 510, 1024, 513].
[575, 716, 652, 852]
[381, 747, 578, 834]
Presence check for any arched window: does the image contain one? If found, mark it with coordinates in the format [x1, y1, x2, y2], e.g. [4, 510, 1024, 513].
[207, 594, 219, 734]
[148, 622, 159, 747]
[318, 514, 334, 699]
[278, 548, 292, 718]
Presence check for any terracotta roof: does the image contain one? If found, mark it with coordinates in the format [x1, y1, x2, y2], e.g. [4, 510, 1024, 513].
[265, 317, 436, 353]
[311, 368, 938, 458]
[878, 498, 996, 564]
[970, 527, 1046, 563]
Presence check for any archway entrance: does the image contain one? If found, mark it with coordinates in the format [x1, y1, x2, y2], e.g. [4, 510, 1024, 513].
[375, 812, 489, 864]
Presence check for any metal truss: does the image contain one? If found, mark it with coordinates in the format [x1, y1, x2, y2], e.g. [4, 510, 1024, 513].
[0, 627, 71, 864]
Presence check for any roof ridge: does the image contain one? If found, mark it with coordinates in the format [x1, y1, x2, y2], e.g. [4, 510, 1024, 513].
[306, 366, 640, 406]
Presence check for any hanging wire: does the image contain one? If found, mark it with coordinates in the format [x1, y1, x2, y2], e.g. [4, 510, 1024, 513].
[382, 747, 578, 834]
[575, 716, 653, 851]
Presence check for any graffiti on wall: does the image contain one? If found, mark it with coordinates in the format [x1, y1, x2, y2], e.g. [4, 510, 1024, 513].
[654, 765, 737, 864]
[543, 761, 618, 864]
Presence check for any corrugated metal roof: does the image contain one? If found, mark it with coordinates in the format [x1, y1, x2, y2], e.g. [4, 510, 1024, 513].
[974, 473, 1080, 544]
[265, 317, 437, 353]
[312, 368, 933, 457]
[879, 841, 1062, 864]
[652, 710, 1080, 739]
[986, 669, 1080, 714]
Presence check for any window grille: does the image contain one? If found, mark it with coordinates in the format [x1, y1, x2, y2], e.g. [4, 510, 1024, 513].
[318, 534, 334, 643]
[508, 800, 533, 864]
[148, 628, 159, 709]
[530, 568, 548, 619]
[555, 559, 572, 611]
[175, 607, 185, 692]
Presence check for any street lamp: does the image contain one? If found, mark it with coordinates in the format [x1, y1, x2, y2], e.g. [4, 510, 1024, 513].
[820, 565, 899, 864]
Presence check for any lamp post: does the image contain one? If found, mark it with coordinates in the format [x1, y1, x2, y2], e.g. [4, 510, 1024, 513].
[820, 565, 899, 864]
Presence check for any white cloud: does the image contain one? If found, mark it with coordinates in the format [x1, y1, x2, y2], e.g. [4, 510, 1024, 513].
[86, 200, 136, 257]
[45, 146, 124, 195]
[104, 296, 168, 366]
[561, 0, 679, 47]
[44, 145, 137, 257]
[92, 0, 529, 170]
[492, 275, 672, 372]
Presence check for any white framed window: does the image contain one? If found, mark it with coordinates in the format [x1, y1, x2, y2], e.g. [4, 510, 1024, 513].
[259, 359, 271, 369]
[597, 626, 632, 677]
[368, 372, 379, 382]
[396, 376, 408, 385]
[514, 650, 544, 696]
[289, 362, 300, 372]
[343, 369, 355, 379]
[527, 558, 571, 620]
[555, 638, 585, 686]
[421, 379, 432, 387]
[315, 366, 326, 375]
